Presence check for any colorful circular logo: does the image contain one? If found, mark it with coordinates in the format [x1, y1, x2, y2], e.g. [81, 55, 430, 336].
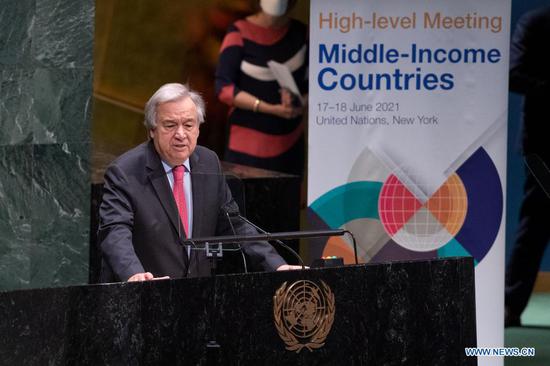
[379, 173, 467, 252]
[308, 147, 502, 266]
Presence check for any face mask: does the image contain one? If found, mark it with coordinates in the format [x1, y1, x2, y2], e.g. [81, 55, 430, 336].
[260, 0, 288, 17]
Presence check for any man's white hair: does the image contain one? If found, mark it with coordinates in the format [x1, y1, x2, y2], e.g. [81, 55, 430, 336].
[144, 83, 206, 130]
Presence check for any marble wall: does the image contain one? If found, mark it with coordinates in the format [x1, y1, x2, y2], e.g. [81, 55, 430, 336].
[0, 0, 94, 290]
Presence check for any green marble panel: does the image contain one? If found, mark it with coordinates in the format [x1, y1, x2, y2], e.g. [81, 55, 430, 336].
[29, 143, 90, 288]
[0, 145, 32, 290]
[32, 68, 93, 144]
[33, 0, 94, 68]
[1, 0, 94, 290]
[0, 68, 36, 146]
[0, 0, 35, 66]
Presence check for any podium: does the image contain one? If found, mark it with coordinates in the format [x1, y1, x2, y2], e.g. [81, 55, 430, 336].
[0, 257, 476, 365]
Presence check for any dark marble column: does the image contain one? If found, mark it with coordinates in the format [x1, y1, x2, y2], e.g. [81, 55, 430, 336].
[0, 0, 94, 290]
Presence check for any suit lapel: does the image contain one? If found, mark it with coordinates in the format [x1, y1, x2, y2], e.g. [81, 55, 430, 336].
[189, 151, 205, 238]
[145, 141, 182, 236]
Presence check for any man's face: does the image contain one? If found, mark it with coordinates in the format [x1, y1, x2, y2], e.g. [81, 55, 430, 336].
[150, 97, 200, 166]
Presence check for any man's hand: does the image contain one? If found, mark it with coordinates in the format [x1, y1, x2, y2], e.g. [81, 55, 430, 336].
[127, 272, 170, 282]
[276, 264, 308, 271]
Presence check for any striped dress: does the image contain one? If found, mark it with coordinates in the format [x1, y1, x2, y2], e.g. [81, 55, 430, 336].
[215, 18, 308, 175]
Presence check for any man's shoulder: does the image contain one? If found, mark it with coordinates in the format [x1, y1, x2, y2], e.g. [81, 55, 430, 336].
[191, 145, 221, 170]
[193, 145, 217, 159]
[108, 141, 151, 172]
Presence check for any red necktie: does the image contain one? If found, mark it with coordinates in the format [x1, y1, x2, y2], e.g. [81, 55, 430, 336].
[172, 165, 189, 237]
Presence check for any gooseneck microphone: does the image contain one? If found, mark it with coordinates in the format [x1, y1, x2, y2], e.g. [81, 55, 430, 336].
[222, 202, 306, 270]
[183, 202, 358, 265]
[223, 209, 249, 274]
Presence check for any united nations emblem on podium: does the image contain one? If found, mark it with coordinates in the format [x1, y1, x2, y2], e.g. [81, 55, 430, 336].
[273, 280, 335, 352]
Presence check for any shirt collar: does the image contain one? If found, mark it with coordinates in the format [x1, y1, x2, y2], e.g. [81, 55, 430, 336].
[161, 159, 190, 174]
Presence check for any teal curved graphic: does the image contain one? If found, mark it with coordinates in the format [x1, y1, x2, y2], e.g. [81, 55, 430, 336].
[438, 238, 479, 266]
[310, 181, 382, 228]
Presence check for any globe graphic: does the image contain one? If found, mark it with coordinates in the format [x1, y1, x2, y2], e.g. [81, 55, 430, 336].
[282, 281, 327, 338]
[378, 173, 468, 251]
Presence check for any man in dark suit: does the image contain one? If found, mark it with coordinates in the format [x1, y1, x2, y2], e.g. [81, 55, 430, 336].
[505, 6, 550, 327]
[98, 83, 297, 282]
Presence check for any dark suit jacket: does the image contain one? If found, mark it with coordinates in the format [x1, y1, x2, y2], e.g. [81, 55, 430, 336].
[509, 6, 550, 160]
[98, 141, 286, 282]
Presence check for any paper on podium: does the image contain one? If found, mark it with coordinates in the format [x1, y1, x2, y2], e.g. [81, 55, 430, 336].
[267, 60, 304, 105]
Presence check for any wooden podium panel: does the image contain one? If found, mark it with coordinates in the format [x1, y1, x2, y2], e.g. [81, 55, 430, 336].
[0, 257, 476, 365]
